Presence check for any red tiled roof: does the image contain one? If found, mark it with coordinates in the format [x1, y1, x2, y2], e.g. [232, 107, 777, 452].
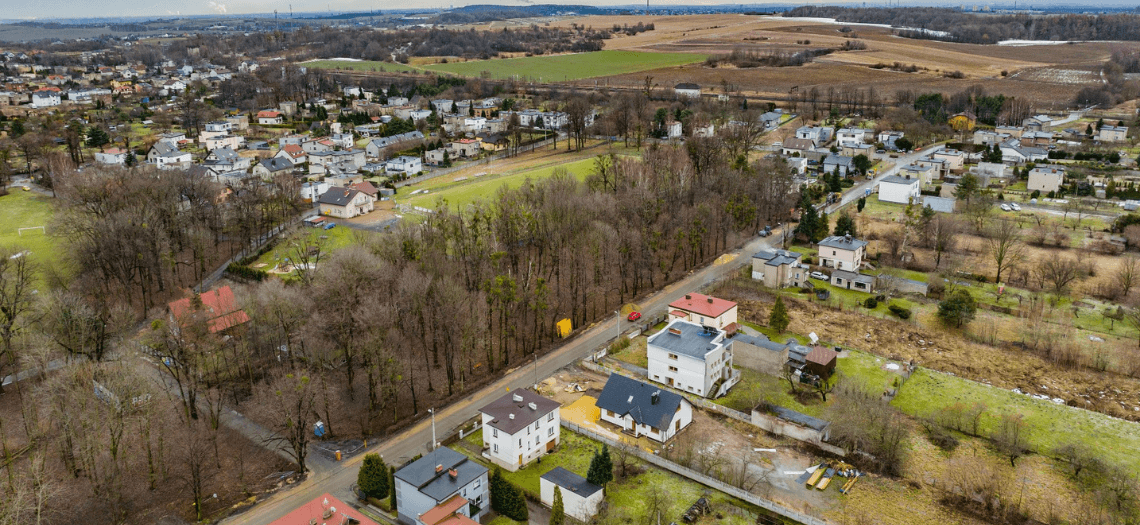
[668, 293, 737, 319]
[669, 310, 688, 318]
[350, 181, 379, 197]
[168, 286, 250, 334]
[258, 110, 281, 118]
[419, 495, 468, 525]
[283, 144, 305, 157]
[269, 493, 381, 525]
[437, 515, 480, 525]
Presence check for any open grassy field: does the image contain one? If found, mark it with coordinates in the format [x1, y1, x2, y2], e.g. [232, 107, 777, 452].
[893, 368, 1140, 471]
[397, 157, 599, 211]
[252, 223, 373, 276]
[301, 59, 421, 73]
[0, 191, 65, 286]
[421, 50, 706, 81]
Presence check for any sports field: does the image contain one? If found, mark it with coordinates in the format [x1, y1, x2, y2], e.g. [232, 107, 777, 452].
[0, 191, 65, 285]
[302, 59, 421, 73]
[397, 157, 598, 211]
[421, 50, 707, 81]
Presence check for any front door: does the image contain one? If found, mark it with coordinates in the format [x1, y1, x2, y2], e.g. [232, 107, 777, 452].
[547, 440, 555, 452]
[518, 454, 523, 465]
[667, 377, 674, 386]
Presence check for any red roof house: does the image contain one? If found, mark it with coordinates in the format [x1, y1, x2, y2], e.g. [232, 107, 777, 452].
[804, 346, 838, 379]
[269, 493, 381, 525]
[667, 292, 739, 330]
[167, 285, 251, 334]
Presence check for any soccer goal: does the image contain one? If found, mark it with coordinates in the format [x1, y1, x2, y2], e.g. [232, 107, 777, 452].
[17, 226, 45, 236]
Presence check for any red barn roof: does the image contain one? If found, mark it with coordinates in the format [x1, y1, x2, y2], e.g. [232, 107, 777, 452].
[668, 293, 737, 319]
[167, 285, 250, 333]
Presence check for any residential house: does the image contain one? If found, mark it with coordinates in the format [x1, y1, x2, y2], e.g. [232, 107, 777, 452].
[479, 133, 509, 152]
[751, 250, 805, 289]
[161, 79, 186, 93]
[225, 115, 250, 131]
[479, 389, 560, 471]
[300, 181, 329, 202]
[204, 147, 251, 172]
[424, 148, 449, 166]
[674, 83, 701, 99]
[816, 234, 867, 271]
[999, 140, 1048, 164]
[1020, 130, 1054, 147]
[836, 127, 869, 148]
[147, 140, 191, 170]
[167, 286, 251, 334]
[899, 164, 936, 185]
[254, 157, 295, 180]
[318, 187, 374, 218]
[204, 121, 232, 134]
[431, 99, 454, 114]
[646, 319, 740, 398]
[804, 346, 838, 379]
[269, 493, 382, 525]
[31, 90, 60, 108]
[759, 110, 784, 131]
[1023, 115, 1053, 131]
[914, 156, 948, 179]
[785, 156, 808, 175]
[387, 155, 423, 175]
[841, 143, 874, 159]
[1028, 166, 1065, 194]
[94, 148, 127, 165]
[1099, 126, 1128, 143]
[595, 373, 693, 442]
[302, 138, 335, 154]
[973, 162, 1007, 186]
[278, 135, 306, 148]
[972, 130, 1005, 146]
[366, 131, 425, 159]
[257, 110, 283, 125]
[796, 126, 833, 147]
[932, 149, 965, 172]
[667, 292, 738, 330]
[450, 139, 481, 158]
[540, 468, 603, 522]
[878, 131, 904, 150]
[202, 134, 244, 151]
[666, 121, 683, 139]
[878, 175, 921, 205]
[822, 155, 855, 177]
[830, 270, 875, 293]
[330, 132, 355, 149]
[730, 333, 809, 377]
[276, 144, 308, 165]
[393, 447, 489, 525]
[279, 101, 298, 116]
[781, 138, 816, 157]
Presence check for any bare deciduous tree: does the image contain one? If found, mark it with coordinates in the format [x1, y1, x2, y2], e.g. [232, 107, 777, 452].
[0, 246, 35, 394]
[987, 220, 1026, 284]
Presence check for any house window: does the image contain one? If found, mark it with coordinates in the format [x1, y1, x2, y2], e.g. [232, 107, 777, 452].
[668, 353, 678, 360]
[535, 421, 540, 431]
[547, 413, 554, 422]
[492, 428, 498, 438]
[474, 479, 481, 490]
[519, 438, 522, 448]
[493, 444, 499, 453]
[669, 366, 678, 372]
[548, 427, 554, 437]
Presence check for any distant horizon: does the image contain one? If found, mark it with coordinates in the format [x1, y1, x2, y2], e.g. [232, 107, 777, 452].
[3, 1, 1136, 23]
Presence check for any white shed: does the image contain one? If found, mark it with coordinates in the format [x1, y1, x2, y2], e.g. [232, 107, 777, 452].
[540, 467, 604, 522]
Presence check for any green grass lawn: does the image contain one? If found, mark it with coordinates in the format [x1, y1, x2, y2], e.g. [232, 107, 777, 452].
[456, 429, 756, 525]
[253, 223, 373, 274]
[892, 368, 1140, 471]
[0, 191, 66, 287]
[397, 157, 597, 211]
[302, 59, 422, 74]
[422, 51, 707, 81]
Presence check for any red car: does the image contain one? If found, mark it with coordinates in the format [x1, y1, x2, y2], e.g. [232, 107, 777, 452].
[627, 311, 642, 321]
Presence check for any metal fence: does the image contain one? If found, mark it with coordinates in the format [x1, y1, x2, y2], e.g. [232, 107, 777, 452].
[560, 420, 829, 525]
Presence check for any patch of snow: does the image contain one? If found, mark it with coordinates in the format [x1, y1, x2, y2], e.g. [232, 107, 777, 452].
[754, 448, 777, 452]
[1089, 335, 1105, 342]
[885, 363, 901, 371]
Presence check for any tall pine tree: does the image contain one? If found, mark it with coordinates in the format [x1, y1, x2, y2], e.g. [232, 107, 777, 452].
[586, 446, 613, 488]
[358, 454, 389, 499]
[769, 296, 791, 333]
[550, 486, 565, 525]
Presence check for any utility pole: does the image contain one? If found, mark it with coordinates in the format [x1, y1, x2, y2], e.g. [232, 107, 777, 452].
[533, 353, 539, 390]
[429, 408, 437, 450]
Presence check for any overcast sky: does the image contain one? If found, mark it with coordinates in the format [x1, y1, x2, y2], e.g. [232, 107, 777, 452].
[4, 0, 1128, 21]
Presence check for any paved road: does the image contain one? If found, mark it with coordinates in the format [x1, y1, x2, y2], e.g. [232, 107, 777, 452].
[222, 235, 783, 525]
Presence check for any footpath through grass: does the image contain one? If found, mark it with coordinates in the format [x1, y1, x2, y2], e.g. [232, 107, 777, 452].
[0, 191, 65, 286]
[423, 50, 706, 81]
[892, 368, 1140, 471]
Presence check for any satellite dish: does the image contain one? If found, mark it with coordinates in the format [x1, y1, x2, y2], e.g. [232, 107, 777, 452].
[808, 332, 819, 344]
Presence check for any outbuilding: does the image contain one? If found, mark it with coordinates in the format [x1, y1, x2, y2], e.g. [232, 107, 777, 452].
[540, 467, 603, 522]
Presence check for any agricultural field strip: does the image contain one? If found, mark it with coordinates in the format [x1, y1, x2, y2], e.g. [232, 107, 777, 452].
[422, 50, 707, 81]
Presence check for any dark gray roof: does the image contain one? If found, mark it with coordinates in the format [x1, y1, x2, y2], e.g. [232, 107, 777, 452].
[394, 447, 487, 503]
[817, 235, 867, 251]
[769, 406, 830, 431]
[731, 333, 791, 353]
[675, 83, 700, 90]
[480, 389, 559, 435]
[150, 140, 183, 158]
[208, 147, 238, 162]
[823, 155, 854, 167]
[753, 249, 802, 268]
[259, 157, 293, 173]
[647, 320, 723, 360]
[595, 374, 686, 431]
[319, 187, 358, 206]
[881, 175, 919, 185]
[540, 467, 602, 498]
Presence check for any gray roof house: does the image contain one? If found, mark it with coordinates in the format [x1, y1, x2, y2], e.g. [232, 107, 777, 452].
[595, 373, 692, 442]
[393, 447, 490, 525]
[822, 154, 855, 176]
[252, 157, 294, 180]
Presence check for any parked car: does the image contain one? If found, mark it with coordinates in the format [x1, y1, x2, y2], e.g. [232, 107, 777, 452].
[1010, 203, 1022, 211]
[627, 311, 641, 322]
[758, 226, 772, 237]
[876, 149, 886, 154]
[810, 271, 829, 280]
[323, 222, 337, 230]
[1000, 203, 1011, 212]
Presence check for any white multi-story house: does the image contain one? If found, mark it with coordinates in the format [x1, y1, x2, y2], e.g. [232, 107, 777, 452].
[836, 128, 869, 148]
[147, 140, 191, 170]
[646, 320, 740, 398]
[667, 292, 738, 330]
[31, 90, 61, 108]
[394, 447, 489, 525]
[479, 389, 560, 471]
[817, 234, 867, 271]
[878, 175, 921, 205]
[387, 155, 423, 175]
[94, 148, 127, 165]
[1028, 166, 1065, 194]
[596, 374, 692, 443]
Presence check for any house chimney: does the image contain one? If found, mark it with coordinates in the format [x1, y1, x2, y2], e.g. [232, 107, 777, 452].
[651, 391, 660, 405]
[436, 464, 444, 473]
[685, 294, 691, 300]
[707, 297, 713, 304]
[509, 413, 515, 420]
[449, 469, 458, 480]
[845, 233, 852, 242]
[528, 402, 537, 411]
[668, 327, 682, 336]
[512, 393, 523, 402]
